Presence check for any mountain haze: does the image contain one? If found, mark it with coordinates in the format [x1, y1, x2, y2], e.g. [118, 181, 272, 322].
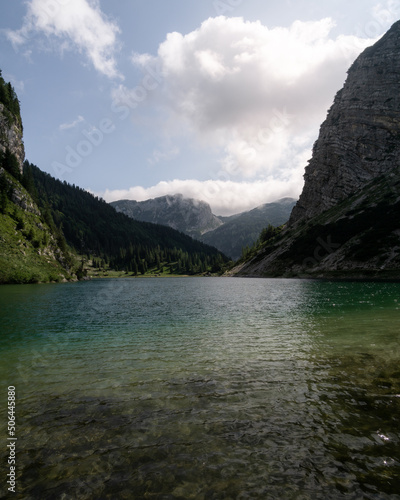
[29, 166, 227, 275]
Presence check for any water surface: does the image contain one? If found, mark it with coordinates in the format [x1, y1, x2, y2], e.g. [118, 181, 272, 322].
[0, 278, 399, 499]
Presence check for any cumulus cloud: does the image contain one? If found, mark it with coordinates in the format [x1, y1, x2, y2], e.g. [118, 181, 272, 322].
[99, 174, 304, 216]
[59, 114, 84, 131]
[113, 16, 375, 180]
[6, 0, 121, 78]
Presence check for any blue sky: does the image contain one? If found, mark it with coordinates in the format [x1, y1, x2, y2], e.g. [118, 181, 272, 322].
[1, 0, 399, 214]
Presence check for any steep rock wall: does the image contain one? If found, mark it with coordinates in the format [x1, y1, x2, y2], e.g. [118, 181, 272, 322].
[0, 103, 25, 174]
[290, 20, 400, 224]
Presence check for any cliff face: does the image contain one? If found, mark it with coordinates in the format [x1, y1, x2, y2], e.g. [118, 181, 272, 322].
[111, 194, 223, 239]
[290, 20, 400, 224]
[0, 103, 24, 174]
[231, 171, 400, 279]
[112, 195, 296, 259]
[231, 21, 400, 279]
[0, 76, 73, 284]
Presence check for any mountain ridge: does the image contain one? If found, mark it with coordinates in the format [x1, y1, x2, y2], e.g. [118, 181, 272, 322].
[111, 194, 222, 239]
[0, 72, 74, 283]
[232, 20, 400, 278]
[0, 69, 228, 283]
[200, 197, 296, 259]
[111, 195, 296, 260]
[289, 19, 400, 226]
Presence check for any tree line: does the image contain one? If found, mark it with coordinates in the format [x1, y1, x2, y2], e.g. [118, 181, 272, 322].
[1, 68, 227, 275]
[25, 162, 228, 274]
[0, 69, 22, 131]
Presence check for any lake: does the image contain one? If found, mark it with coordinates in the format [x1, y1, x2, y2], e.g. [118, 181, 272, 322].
[0, 277, 399, 499]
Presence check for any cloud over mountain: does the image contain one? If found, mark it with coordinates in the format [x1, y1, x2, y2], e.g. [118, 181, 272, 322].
[113, 16, 374, 181]
[100, 177, 302, 216]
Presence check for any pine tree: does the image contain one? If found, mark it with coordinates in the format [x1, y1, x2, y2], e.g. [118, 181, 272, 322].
[1, 149, 21, 180]
[0, 174, 8, 213]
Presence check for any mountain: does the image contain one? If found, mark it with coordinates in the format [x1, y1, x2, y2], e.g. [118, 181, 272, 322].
[200, 198, 296, 260]
[290, 20, 400, 225]
[29, 165, 227, 275]
[111, 195, 296, 260]
[111, 194, 222, 239]
[0, 71, 24, 174]
[0, 168, 75, 284]
[231, 21, 400, 279]
[0, 68, 227, 283]
[0, 72, 73, 283]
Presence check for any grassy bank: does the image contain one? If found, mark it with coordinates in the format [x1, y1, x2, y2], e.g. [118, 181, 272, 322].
[0, 202, 73, 284]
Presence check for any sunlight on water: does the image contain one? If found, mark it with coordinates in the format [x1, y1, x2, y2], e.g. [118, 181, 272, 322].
[0, 278, 399, 499]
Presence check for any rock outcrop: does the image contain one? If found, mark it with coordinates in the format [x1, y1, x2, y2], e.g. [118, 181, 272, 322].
[111, 194, 223, 239]
[0, 75, 73, 283]
[112, 195, 296, 259]
[0, 102, 24, 175]
[290, 20, 400, 225]
[232, 21, 400, 279]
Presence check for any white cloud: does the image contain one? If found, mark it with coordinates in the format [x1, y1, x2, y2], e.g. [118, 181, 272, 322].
[99, 174, 303, 216]
[371, 0, 400, 31]
[59, 114, 84, 131]
[6, 0, 121, 78]
[115, 16, 375, 181]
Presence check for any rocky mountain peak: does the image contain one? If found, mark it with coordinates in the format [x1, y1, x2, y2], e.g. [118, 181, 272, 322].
[289, 20, 400, 225]
[0, 71, 25, 174]
[111, 194, 223, 239]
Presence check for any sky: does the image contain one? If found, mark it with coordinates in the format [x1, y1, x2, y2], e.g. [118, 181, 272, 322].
[0, 0, 399, 215]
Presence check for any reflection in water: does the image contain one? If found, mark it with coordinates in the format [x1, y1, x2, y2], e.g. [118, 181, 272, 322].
[0, 278, 399, 499]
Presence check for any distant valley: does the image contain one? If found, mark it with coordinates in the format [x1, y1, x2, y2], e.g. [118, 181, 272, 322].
[0, 71, 228, 284]
[111, 196, 296, 260]
[3, 20, 400, 283]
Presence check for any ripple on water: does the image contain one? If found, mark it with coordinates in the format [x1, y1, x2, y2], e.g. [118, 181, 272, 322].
[0, 278, 399, 499]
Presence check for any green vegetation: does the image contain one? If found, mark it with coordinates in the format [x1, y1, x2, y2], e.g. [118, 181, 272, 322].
[82, 258, 217, 279]
[0, 171, 73, 284]
[1, 70, 75, 283]
[234, 223, 284, 265]
[234, 167, 400, 278]
[0, 148, 21, 181]
[279, 200, 400, 264]
[0, 69, 22, 132]
[1, 67, 229, 284]
[25, 162, 229, 277]
[200, 199, 295, 259]
[1, 155, 228, 283]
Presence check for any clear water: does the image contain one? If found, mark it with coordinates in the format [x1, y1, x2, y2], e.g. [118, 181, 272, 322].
[0, 277, 399, 499]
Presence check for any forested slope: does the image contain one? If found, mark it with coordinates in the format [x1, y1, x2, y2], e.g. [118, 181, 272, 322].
[27, 163, 228, 275]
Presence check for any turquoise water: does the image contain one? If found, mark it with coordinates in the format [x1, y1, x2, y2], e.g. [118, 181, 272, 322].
[0, 277, 399, 499]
